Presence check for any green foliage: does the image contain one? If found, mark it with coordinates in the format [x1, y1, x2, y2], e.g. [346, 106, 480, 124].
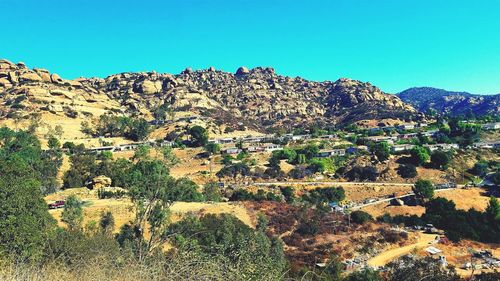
[47, 135, 61, 149]
[302, 186, 345, 206]
[204, 142, 220, 154]
[63, 154, 98, 188]
[216, 163, 251, 179]
[99, 211, 115, 236]
[0, 127, 62, 195]
[346, 165, 378, 181]
[0, 170, 55, 262]
[413, 179, 434, 200]
[203, 182, 222, 202]
[410, 146, 430, 166]
[345, 268, 382, 281]
[188, 125, 208, 147]
[430, 150, 451, 170]
[97, 188, 127, 199]
[370, 141, 390, 162]
[167, 214, 287, 278]
[95, 114, 151, 141]
[485, 196, 500, 220]
[397, 164, 417, 178]
[471, 161, 488, 177]
[386, 256, 460, 281]
[280, 186, 295, 203]
[351, 210, 373, 224]
[61, 195, 84, 231]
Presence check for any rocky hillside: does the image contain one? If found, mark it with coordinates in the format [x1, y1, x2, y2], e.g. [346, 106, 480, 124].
[398, 87, 499, 116]
[0, 59, 418, 134]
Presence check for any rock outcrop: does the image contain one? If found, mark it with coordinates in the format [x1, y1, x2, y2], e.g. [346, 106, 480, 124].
[0, 58, 420, 132]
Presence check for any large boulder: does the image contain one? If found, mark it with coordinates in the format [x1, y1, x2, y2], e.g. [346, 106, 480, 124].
[34, 68, 52, 82]
[19, 71, 42, 82]
[235, 66, 250, 76]
[51, 73, 63, 84]
[90, 175, 112, 189]
[138, 80, 162, 95]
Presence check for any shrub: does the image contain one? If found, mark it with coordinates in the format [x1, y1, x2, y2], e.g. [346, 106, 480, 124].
[397, 164, 417, 178]
[351, 211, 373, 224]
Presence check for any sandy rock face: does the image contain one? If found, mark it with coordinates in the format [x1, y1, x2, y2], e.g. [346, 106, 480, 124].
[90, 175, 112, 189]
[0, 58, 419, 131]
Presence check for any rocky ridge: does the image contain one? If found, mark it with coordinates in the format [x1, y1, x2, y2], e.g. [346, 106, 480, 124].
[0, 59, 419, 132]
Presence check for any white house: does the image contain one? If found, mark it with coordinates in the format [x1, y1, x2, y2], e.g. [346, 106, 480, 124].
[391, 144, 415, 153]
[317, 149, 346, 157]
[482, 122, 500, 130]
[424, 143, 459, 151]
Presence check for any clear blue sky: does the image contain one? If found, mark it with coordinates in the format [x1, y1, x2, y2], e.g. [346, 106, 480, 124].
[1, 0, 499, 94]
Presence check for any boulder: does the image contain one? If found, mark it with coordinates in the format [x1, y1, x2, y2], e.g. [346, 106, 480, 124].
[0, 59, 15, 70]
[235, 66, 250, 76]
[8, 72, 18, 83]
[0, 77, 12, 87]
[19, 72, 42, 82]
[51, 73, 63, 84]
[33, 68, 51, 82]
[90, 175, 112, 189]
[139, 80, 162, 95]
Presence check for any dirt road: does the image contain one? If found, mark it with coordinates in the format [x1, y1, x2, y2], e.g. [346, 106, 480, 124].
[367, 232, 437, 267]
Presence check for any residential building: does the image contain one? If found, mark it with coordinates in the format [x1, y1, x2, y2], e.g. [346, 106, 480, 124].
[424, 143, 459, 151]
[482, 122, 500, 130]
[391, 144, 415, 153]
[317, 149, 346, 157]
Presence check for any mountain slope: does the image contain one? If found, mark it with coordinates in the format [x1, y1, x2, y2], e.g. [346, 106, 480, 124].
[0, 59, 418, 136]
[398, 87, 499, 116]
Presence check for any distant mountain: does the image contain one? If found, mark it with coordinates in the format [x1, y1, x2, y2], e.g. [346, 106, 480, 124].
[397, 87, 499, 116]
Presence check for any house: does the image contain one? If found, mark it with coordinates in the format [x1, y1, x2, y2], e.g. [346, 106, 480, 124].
[472, 142, 500, 149]
[424, 143, 459, 151]
[398, 133, 418, 140]
[417, 122, 428, 128]
[262, 143, 283, 152]
[482, 122, 500, 130]
[291, 134, 309, 141]
[397, 123, 415, 130]
[223, 147, 241, 154]
[391, 144, 415, 153]
[366, 136, 397, 143]
[317, 149, 346, 157]
[245, 146, 265, 153]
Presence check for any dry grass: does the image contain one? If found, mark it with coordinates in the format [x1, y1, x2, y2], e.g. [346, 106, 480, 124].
[361, 188, 495, 218]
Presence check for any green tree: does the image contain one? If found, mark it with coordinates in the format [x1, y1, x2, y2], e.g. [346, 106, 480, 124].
[371, 141, 390, 162]
[345, 268, 382, 281]
[485, 196, 500, 220]
[0, 168, 55, 262]
[351, 210, 374, 224]
[413, 179, 434, 201]
[189, 126, 209, 147]
[203, 182, 222, 202]
[47, 135, 61, 149]
[410, 146, 430, 166]
[397, 164, 417, 178]
[431, 150, 451, 170]
[61, 195, 84, 231]
[204, 142, 220, 155]
[99, 211, 115, 236]
[127, 118, 150, 141]
[167, 214, 287, 279]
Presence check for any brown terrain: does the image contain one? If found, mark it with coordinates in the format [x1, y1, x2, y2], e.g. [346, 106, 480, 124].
[0, 58, 420, 142]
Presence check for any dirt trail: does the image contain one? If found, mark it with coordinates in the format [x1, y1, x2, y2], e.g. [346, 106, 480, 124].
[367, 232, 437, 267]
